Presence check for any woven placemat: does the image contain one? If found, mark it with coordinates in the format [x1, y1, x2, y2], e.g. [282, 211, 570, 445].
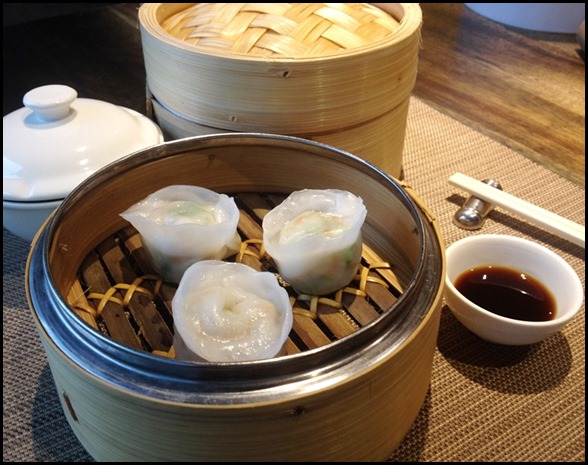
[3, 97, 584, 462]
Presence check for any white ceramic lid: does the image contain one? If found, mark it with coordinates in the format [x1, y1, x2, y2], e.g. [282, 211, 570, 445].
[3, 84, 164, 202]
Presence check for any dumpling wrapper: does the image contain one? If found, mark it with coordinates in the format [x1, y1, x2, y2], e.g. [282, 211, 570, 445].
[172, 260, 293, 363]
[262, 189, 367, 295]
[120, 185, 241, 283]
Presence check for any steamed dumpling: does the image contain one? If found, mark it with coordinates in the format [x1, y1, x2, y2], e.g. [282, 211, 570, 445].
[262, 189, 367, 295]
[172, 260, 293, 362]
[120, 185, 241, 283]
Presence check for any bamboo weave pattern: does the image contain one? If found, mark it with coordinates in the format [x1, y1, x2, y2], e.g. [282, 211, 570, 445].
[161, 3, 402, 57]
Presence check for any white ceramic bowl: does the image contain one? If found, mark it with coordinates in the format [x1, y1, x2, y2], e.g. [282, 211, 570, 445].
[444, 234, 583, 345]
[3, 84, 163, 242]
[3, 199, 61, 243]
[465, 3, 584, 33]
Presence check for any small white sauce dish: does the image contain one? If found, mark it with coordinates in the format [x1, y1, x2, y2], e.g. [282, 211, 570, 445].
[3, 84, 164, 242]
[444, 234, 583, 345]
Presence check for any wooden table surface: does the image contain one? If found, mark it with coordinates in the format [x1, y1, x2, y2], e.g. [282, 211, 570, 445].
[3, 3, 585, 187]
[415, 3, 585, 187]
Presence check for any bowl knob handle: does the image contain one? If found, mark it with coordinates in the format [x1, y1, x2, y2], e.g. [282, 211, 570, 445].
[23, 85, 77, 121]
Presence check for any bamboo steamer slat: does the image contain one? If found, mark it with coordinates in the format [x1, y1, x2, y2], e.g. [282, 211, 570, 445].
[139, 3, 422, 179]
[26, 134, 445, 461]
[66, 192, 408, 357]
[150, 95, 411, 179]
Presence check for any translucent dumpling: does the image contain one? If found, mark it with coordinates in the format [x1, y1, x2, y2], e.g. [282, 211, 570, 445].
[120, 185, 241, 283]
[172, 260, 293, 363]
[262, 189, 367, 295]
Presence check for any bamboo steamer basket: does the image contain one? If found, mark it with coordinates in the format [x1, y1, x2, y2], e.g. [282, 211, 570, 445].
[139, 3, 422, 179]
[26, 134, 445, 462]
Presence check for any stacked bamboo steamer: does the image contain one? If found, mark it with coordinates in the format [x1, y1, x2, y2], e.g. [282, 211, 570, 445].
[139, 3, 422, 179]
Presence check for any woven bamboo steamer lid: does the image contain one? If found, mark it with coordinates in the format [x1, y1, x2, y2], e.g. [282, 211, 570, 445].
[139, 3, 422, 137]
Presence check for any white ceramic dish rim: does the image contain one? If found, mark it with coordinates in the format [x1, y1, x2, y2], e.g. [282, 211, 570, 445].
[3, 198, 63, 208]
[444, 234, 583, 328]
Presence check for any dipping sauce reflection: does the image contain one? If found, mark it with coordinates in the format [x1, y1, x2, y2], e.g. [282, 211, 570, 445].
[454, 265, 556, 322]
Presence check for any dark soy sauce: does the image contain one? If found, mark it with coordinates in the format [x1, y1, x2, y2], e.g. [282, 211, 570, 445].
[454, 265, 556, 322]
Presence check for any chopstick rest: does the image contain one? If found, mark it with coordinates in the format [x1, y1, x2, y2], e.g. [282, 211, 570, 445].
[453, 178, 503, 230]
